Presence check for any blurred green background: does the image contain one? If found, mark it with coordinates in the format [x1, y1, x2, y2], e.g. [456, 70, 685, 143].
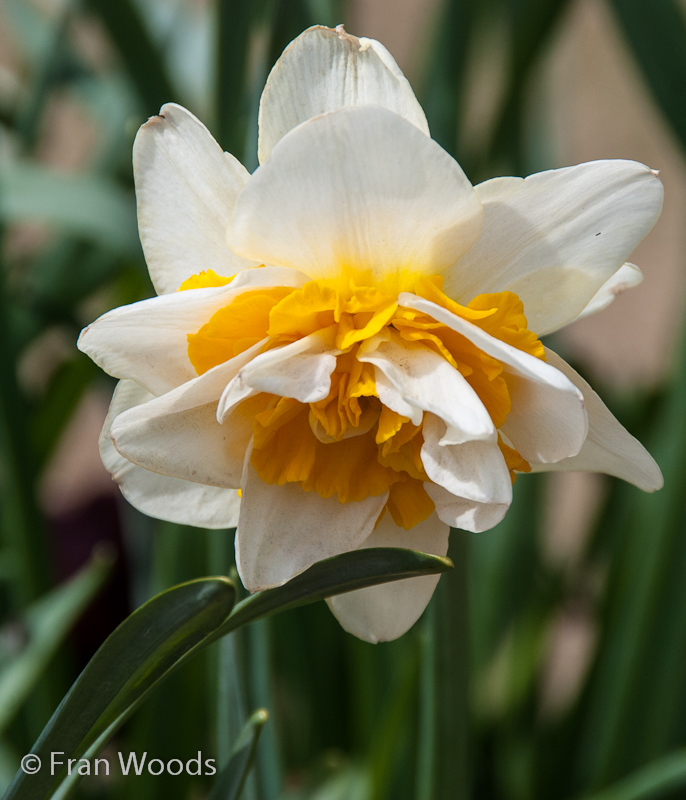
[1, 0, 686, 798]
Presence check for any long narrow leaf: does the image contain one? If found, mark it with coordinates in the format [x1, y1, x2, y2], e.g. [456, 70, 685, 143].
[582, 749, 686, 800]
[208, 709, 269, 800]
[210, 548, 454, 642]
[4, 577, 236, 800]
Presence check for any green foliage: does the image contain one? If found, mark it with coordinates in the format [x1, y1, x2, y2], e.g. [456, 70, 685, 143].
[1, 0, 685, 798]
[4, 577, 237, 800]
[207, 709, 268, 800]
[0, 550, 113, 735]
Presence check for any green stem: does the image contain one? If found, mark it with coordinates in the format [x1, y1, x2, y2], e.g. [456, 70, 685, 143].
[416, 530, 471, 800]
[247, 619, 282, 800]
[207, 531, 259, 799]
[208, 533, 245, 766]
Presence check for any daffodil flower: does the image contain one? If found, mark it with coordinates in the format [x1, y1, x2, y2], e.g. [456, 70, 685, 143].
[79, 26, 663, 642]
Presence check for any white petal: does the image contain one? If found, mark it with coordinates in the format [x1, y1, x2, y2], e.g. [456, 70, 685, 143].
[398, 294, 587, 462]
[257, 25, 429, 164]
[230, 106, 482, 284]
[424, 483, 510, 532]
[374, 370, 423, 426]
[358, 333, 495, 442]
[110, 352, 259, 489]
[217, 330, 338, 423]
[101, 381, 240, 528]
[442, 160, 663, 335]
[236, 460, 387, 591]
[133, 103, 257, 295]
[327, 512, 449, 643]
[530, 349, 663, 491]
[77, 267, 306, 395]
[421, 414, 512, 504]
[577, 262, 643, 320]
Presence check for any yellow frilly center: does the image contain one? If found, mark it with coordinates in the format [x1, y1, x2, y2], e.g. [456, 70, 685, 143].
[182, 271, 542, 529]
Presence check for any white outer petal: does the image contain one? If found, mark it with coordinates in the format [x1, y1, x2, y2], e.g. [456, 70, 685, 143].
[133, 103, 258, 295]
[576, 263, 643, 320]
[424, 482, 510, 533]
[327, 512, 449, 643]
[236, 460, 388, 591]
[230, 106, 482, 284]
[101, 380, 240, 528]
[77, 267, 307, 396]
[530, 349, 663, 491]
[442, 160, 663, 335]
[421, 414, 512, 505]
[110, 347, 262, 488]
[398, 294, 588, 462]
[257, 25, 429, 164]
[358, 333, 495, 443]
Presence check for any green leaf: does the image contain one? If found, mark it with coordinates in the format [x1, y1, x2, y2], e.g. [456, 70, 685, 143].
[609, 0, 686, 151]
[417, 0, 476, 159]
[486, 0, 573, 174]
[246, 620, 281, 800]
[572, 328, 686, 789]
[84, 0, 179, 114]
[4, 577, 236, 800]
[0, 740, 21, 796]
[209, 547, 454, 642]
[0, 219, 51, 610]
[5, 546, 450, 800]
[214, 0, 271, 162]
[208, 709, 269, 800]
[416, 532, 470, 800]
[0, 548, 114, 734]
[0, 161, 139, 254]
[581, 748, 686, 800]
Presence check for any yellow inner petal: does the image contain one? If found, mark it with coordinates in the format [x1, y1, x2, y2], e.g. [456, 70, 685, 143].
[178, 269, 235, 291]
[187, 287, 293, 374]
[183, 273, 540, 528]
